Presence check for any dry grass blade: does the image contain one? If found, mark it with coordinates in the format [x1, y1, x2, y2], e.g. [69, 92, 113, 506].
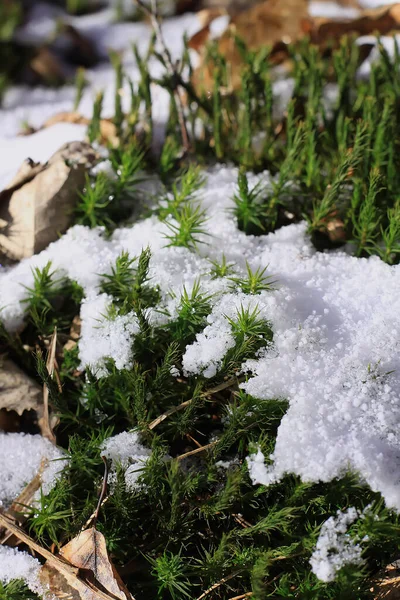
[177, 440, 218, 461]
[196, 570, 242, 600]
[40, 327, 58, 444]
[148, 377, 239, 430]
[0, 458, 48, 545]
[148, 398, 193, 429]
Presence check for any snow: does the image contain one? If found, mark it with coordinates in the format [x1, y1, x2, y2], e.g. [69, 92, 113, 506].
[0, 433, 65, 508]
[1, 165, 400, 510]
[0, 123, 86, 191]
[310, 508, 364, 582]
[101, 431, 152, 491]
[309, 2, 360, 19]
[0, 165, 398, 508]
[0, 546, 43, 595]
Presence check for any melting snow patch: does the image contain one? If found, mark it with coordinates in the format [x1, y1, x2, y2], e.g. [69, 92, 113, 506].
[0, 433, 66, 508]
[1, 167, 400, 509]
[101, 431, 152, 492]
[310, 508, 364, 582]
[0, 546, 43, 594]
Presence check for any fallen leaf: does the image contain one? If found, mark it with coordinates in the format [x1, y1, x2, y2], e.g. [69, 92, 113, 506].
[0, 356, 42, 417]
[0, 141, 97, 260]
[190, 1, 400, 93]
[59, 528, 133, 600]
[0, 514, 134, 600]
[373, 560, 400, 599]
[29, 46, 66, 86]
[191, 0, 309, 93]
[38, 328, 58, 445]
[0, 457, 48, 545]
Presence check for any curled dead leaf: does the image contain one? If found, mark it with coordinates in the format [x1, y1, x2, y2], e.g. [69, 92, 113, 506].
[59, 528, 133, 600]
[0, 356, 42, 417]
[0, 514, 135, 600]
[0, 141, 97, 260]
[29, 47, 66, 86]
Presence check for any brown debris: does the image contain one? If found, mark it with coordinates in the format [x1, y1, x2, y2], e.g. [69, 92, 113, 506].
[0, 513, 130, 600]
[0, 141, 97, 260]
[374, 561, 400, 599]
[0, 356, 42, 418]
[190, 1, 400, 93]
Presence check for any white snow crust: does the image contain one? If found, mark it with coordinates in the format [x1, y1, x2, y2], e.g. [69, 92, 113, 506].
[0, 432, 65, 508]
[101, 431, 152, 491]
[310, 508, 364, 582]
[1, 166, 400, 511]
[0, 546, 43, 595]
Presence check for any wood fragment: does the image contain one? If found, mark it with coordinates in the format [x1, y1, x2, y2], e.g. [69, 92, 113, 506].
[196, 570, 242, 600]
[177, 440, 218, 461]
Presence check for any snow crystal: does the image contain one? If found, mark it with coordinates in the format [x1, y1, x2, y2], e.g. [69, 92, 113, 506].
[310, 508, 364, 582]
[2, 165, 400, 510]
[79, 294, 139, 376]
[0, 433, 66, 508]
[247, 448, 270, 486]
[0, 546, 43, 594]
[101, 431, 152, 492]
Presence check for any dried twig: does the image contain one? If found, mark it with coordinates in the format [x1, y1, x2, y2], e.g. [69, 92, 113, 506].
[148, 398, 193, 429]
[133, 0, 191, 154]
[177, 440, 218, 461]
[148, 377, 239, 430]
[228, 593, 253, 600]
[196, 570, 243, 600]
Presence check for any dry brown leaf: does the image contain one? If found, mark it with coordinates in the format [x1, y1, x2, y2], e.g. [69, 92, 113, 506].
[0, 141, 97, 260]
[0, 356, 42, 417]
[0, 514, 134, 600]
[191, 1, 400, 93]
[309, 3, 400, 44]
[59, 528, 133, 600]
[0, 458, 48, 545]
[191, 0, 309, 92]
[38, 328, 58, 445]
[29, 47, 66, 86]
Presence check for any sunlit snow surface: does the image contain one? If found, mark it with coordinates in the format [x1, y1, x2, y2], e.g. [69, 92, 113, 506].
[1, 166, 400, 510]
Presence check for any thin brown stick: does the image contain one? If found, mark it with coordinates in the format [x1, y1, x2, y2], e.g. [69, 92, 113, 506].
[186, 433, 202, 448]
[231, 513, 252, 528]
[177, 440, 218, 461]
[148, 377, 239, 430]
[228, 593, 253, 600]
[148, 398, 193, 430]
[196, 570, 242, 600]
[133, 0, 190, 153]
[92, 456, 108, 527]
